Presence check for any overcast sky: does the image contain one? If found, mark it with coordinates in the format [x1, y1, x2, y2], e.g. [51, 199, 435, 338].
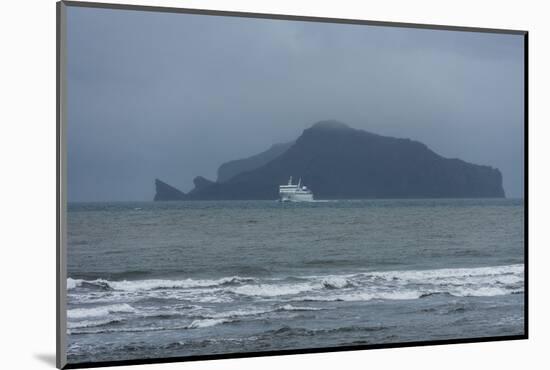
[66, 6, 524, 202]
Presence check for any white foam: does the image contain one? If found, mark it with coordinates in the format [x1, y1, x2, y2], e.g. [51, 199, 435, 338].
[277, 304, 323, 311]
[205, 304, 324, 319]
[68, 325, 184, 335]
[297, 290, 421, 302]
[67, 303, 136, 319]
[66, 264, 524, 307]
[208, 308, 272, 318]
[67, 278, 83, 290]
[364, 264, 524, 283]
[449, 286, 512, 297]
[68, 287, 235, 305]
[67, 318, 120, 329]
[187, 318, 232, 329]
[321, 276, 353, 289]
[67, 276, 255, 292]
[231, 283, 315, 297]
[67, 278, 112, 290]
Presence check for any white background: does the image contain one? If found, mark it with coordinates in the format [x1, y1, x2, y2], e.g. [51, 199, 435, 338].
[1, 0, 547, 369]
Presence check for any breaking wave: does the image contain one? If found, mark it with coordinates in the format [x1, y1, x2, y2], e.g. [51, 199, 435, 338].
[67, 318, 124, 330]
[68, 264, 523, 303]
[198, 304, 326, 320]
[321, 277, 355, 289]
[187, 318, 233, 329]
[67, 304, 137, 319]
[68, 276, 256, 292]
[69, 318, 237, 335]
[67, 264, 523, 336]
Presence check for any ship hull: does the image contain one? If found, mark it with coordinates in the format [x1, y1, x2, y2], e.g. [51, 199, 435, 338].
[280, 193, 314, 202]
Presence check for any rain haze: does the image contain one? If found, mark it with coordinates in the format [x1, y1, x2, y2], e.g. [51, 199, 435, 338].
[66, 6, 525, 202]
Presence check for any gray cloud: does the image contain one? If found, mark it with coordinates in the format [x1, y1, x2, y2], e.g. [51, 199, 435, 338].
[67, 6, 524, 201]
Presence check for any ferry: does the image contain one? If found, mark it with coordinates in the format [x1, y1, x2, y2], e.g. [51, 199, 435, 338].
[279, 176, 314, 202]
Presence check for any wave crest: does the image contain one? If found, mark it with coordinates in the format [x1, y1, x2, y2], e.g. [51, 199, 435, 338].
[67, 304, 136, 319]
[67, 276, 256, 292]
[67, 264, 524, 307]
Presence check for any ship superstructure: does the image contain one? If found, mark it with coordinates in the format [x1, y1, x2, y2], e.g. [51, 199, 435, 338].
[279, 176, 314, 202]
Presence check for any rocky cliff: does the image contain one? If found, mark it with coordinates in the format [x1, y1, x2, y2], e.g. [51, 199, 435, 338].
[154, 121, 505, 200]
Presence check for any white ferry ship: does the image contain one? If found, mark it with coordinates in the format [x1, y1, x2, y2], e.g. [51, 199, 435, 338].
[279, 176, 314, 202]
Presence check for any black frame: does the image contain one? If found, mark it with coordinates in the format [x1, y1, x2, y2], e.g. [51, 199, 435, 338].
[56, 1, 529, 368]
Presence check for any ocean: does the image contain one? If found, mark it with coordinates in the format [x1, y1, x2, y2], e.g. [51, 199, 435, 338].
[66, 199, 525, 364]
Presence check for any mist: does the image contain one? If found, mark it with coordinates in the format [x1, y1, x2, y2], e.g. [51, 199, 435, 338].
[66, 6, 524, 202]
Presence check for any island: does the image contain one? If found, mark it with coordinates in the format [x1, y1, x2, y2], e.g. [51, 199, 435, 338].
[154, 120, 505, 200]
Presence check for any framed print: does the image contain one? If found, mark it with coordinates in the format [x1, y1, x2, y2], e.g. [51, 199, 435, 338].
[57, 1, 527, 368]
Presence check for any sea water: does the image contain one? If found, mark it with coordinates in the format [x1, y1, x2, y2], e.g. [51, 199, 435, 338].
[66, 199, 524, 363]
